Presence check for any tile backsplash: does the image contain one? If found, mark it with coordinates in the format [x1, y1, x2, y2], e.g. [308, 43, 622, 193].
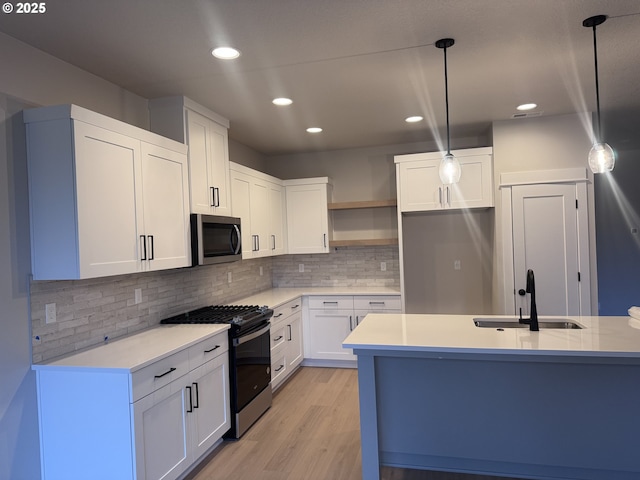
[30, 258, 272, 362]
[30, 246, 400, 362]
[272, 245, 399, 287]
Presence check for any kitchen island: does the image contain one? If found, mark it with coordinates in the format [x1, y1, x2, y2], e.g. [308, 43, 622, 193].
[343, 314, 640, 480]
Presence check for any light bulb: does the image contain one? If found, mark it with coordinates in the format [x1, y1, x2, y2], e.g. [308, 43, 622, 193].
[439, 153, 461, 184]
[588, 142, 615, 173]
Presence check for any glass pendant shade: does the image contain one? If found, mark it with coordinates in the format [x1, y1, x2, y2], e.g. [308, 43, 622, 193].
[439, 153, 462, 184]
[588, 142, 615, 173]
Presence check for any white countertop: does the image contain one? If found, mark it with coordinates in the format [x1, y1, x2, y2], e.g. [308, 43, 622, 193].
[343, 313, 640, 359]
[33, 324, 229, 371]
[232, 286, 400, 309]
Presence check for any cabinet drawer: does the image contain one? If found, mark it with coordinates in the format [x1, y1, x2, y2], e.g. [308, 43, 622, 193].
[271, 324, 286, 351]
[271, 297, 302, 324]
[353, 295, 401, 311]
[308, 296, 354, 310]
[271, 351, 287, 384]
[132, 349, 190, 402]
[188, 331, 229, 371]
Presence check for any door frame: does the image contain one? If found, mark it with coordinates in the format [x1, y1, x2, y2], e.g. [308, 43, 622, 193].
[499, 168, 593, 316]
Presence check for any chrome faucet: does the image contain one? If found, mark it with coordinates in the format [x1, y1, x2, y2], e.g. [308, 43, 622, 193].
[525, 269, 539, 331]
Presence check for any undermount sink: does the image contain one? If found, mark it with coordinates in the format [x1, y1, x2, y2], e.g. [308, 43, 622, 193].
[473, 318, 583, 330]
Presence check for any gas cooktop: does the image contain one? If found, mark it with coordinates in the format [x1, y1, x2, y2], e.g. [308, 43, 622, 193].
[160, 305, 273, 336]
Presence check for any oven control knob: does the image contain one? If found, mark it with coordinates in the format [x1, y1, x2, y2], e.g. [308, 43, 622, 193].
[266, 366, 271, 374]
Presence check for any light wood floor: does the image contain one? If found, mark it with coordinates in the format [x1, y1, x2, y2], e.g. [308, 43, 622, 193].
[186, 367, 528, 480]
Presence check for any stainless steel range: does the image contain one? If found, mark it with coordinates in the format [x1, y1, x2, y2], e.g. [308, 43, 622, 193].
[161, 305, 274, 438]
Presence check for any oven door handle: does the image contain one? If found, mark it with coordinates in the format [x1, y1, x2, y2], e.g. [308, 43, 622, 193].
[233, 322, 271, 346]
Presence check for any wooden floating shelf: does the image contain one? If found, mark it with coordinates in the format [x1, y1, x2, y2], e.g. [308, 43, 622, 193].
[329, 238, 399, 247]
[328, 199, 397, 210]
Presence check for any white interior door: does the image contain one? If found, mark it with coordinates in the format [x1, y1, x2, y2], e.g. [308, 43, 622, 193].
[512, 184, 579, 316]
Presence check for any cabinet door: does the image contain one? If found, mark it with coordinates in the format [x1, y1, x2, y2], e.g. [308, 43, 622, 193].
[230, 170, 254, 260]
[207, 119, 231, 215]
[269, 182, 287, 255]
[307, 309, 356, 361]
[140, 142, 190, 271]
[286, 311, 304, 369]
[449, 154, 493, 209]
[286, 184, 330, 254]
[185, 109, 214, 214]
[250, 178, 271, 257]
[74, 121, 144, 277]
[133, 380, 190, 480]
[189, 353, 231, 461]
[397, 160, 442, 212]
[185, 110, 231, 216]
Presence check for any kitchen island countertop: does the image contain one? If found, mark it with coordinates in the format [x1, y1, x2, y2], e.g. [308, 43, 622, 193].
[343, 313, 640, 360]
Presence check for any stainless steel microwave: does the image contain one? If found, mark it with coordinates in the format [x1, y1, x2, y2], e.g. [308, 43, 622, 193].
[191, 214, 242, 266]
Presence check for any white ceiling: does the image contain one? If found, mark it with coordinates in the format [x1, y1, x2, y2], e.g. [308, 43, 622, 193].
[1, 0, 639, 155]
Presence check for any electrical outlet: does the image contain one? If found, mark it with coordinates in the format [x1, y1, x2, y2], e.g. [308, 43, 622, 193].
[454, 260, 461, 271]
[134, 288, 142, 305]
[380, 262, 386, 271]
[259, 266, 263, 276]
[45, 303, 56, 324]
[227, 271, 232, 283]
[299, 264, 304, 272]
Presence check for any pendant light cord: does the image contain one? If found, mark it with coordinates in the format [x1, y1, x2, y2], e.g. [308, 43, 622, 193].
[591, 24, 602, 143]
[443, 44, 451, 155]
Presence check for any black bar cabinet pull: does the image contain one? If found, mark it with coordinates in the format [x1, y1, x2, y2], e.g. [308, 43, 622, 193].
[213, 187, 220, 207]
[192, 382, 199, 409]
[287, 324, 292, 341]
[274, 335, 283, 341]
[275, 365, 284, 372]
[140, 235, 147, 261]
[210, 187, 215, 207]
[204, 345, 220, 353]
[148, 235, 154, 260]
[186, 385, 193, 413]
[154, 367, 176, 379]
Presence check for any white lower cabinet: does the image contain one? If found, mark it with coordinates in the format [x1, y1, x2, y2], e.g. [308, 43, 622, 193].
[270, 298, 303, 390]
[305, 295, 401, 364]
[35, 329, 230, 480]
[133, 378, 190, 480]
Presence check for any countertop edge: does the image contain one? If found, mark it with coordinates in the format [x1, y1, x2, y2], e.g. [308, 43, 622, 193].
[32, 324, 230, 371]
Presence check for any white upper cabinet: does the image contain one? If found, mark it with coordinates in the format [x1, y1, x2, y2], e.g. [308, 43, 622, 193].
[395, 147, 493, 212]
[24, 104, 190, 280]
[149, 96, 231, 216]
[284, 178, 333, 254]
[229, 162, 287, 259]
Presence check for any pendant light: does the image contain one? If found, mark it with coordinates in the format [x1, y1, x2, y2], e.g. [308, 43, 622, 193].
[583, 15, 615, 173]
[436, 38, 461, 184]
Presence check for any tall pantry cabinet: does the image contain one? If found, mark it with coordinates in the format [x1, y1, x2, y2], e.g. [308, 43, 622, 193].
[149, 96, 232, 216]
[24, 104, 190, 280]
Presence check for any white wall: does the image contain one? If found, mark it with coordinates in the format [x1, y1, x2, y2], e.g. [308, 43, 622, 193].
[0, 32, 149, 480]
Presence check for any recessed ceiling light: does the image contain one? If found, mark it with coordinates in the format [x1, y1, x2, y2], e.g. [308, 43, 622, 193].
[211, 47, 240, 60]
[272, 98, 293, 106]
[306, 127, 323, 133]
[517, 103, 537, 111]
[405, 116, 424, 123]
